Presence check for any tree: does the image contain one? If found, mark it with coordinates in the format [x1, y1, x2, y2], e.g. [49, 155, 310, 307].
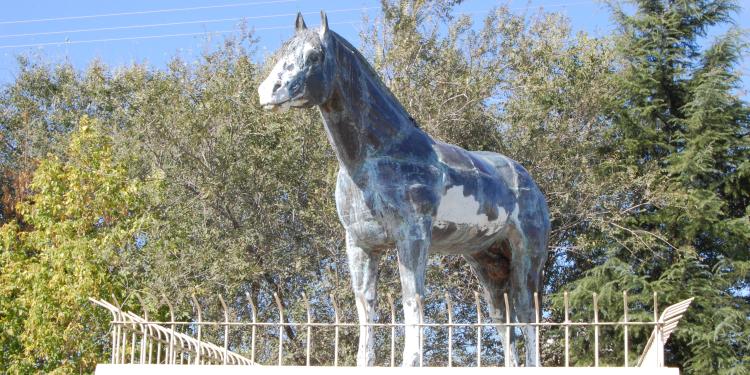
[0, 58, 84, 225]
[0, 117, 152, 373]
[558, 0, 750, 373]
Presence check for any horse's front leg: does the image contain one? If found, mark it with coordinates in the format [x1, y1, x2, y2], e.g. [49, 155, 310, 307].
[346, 233, 381, 366]
[396, 218, 431, 367]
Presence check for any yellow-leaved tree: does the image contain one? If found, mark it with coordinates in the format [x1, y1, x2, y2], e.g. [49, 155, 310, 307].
[0, 116, 153, 373]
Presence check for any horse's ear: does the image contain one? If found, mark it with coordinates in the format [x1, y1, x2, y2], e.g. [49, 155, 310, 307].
[295, 12, 307, 32]
[319, 11, 329, 37]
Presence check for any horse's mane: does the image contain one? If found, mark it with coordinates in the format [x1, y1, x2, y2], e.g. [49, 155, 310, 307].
[330, 31, 417, 127]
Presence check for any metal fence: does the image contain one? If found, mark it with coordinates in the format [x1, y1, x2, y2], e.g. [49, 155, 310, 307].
[91, 291, 693, 368]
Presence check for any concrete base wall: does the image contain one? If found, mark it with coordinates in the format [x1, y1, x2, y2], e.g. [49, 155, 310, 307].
[96, 364, 680, 375]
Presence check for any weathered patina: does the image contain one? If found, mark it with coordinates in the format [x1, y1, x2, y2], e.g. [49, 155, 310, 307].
[258, 12, 550, 367]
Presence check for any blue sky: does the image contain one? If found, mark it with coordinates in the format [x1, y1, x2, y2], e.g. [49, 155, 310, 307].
[0, 0, 748, 94]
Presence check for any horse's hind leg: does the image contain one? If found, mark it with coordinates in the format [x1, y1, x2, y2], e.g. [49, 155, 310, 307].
[507, 220, 547, 367]
[464, 241, 520, 366]
[346, 233, 382, 366]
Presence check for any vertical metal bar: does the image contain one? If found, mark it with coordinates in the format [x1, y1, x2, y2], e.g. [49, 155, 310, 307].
[119, 322, 128, 364]
[564, 291, 569, 367]
[115, 320, 121, 364]
[504, 292, 510, 368]
[147, 325, 154, 364]
[136, 295, 148, 364]
[107, 302, 119, 364]
[137, 294, 153, 364]
[302, 292, 312, 366]
[416, 294, 424, 367]
[623, 291, 629, 367]
[178, 335, 184, 364]
[273, 293, 284, 366]
[654, 291, 661, 367]
[331, 293, 340, 367]
[117, 321, 123, 364]
[245, 292, 257, 364]
[219, 294, 229, 365]
[474, 291, 482, 367]
[191, 294, 203, 365]
[112, 295, 123, 364]
[534, 291, 540, 366]
[131, 332, 136, 363]
[111, 318, 117, 364]
[445, 292, 453, 368]
[388, 294, 395, 368]
[593, 292, 599, 367]
[163, 295, 175, 364]
[121, 320, 127, 364]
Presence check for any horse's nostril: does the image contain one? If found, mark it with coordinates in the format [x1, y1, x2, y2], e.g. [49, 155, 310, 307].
[272, 82, 281, 93]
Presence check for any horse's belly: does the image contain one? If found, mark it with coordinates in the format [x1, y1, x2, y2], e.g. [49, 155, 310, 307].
[430, 185, 512, 254]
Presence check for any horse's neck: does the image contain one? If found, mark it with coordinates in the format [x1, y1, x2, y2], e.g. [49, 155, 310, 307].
[318, 36, 428, 176]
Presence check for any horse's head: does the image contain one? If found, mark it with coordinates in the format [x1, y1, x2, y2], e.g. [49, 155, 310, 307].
[258, 12, 335, 112]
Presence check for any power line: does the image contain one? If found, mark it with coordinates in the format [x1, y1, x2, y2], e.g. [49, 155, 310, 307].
[0, 0, 599, 28]
[0, 21, 361, 49]
[0, 0, 601, 49]
[0, 0, 298, 25]
[0, 1, 596, 39]
[0, 7, 377, 39]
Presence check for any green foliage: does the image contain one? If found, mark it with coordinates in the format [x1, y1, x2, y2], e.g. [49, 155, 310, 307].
[557, 0, 750, 373]
[0, 117, 152, 373]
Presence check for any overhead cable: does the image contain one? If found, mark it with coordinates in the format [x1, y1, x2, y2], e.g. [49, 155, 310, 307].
[0, 21, 361, 49]
[0, 0, 298, 25]
[0, 7, 376, 39]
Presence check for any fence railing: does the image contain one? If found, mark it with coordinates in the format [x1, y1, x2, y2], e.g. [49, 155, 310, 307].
[91, 291, 693, 368]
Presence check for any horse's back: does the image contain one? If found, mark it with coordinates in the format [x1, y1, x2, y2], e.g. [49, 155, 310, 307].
[472, 150, 549, 215]
[470, 151, 522, 191]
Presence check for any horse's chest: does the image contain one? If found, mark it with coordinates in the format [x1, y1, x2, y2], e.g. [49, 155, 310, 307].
[335, 170, 391, 247]
[335, 164, 437, 245]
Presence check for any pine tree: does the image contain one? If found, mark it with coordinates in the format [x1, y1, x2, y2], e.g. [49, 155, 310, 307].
[560, 0, 749, 373]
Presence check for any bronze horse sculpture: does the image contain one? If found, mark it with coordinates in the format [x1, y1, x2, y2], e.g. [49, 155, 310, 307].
[258, 12, 550, 367]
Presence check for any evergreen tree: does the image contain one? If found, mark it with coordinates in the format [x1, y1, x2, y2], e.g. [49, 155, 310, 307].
[560, 0, 749, 373]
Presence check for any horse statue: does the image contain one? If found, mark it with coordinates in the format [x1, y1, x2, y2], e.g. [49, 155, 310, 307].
[258, 12, 550, 367]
